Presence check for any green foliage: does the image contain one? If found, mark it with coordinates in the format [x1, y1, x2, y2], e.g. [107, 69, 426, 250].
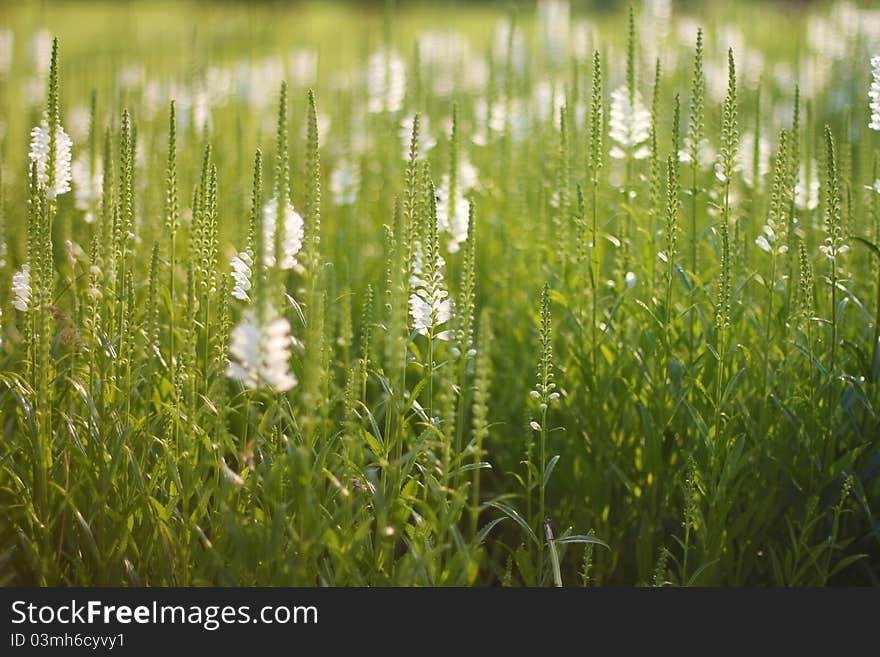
[0, 1, 877, 587]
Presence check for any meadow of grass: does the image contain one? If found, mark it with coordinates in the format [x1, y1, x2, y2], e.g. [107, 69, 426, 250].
[0, 0, 878, 586]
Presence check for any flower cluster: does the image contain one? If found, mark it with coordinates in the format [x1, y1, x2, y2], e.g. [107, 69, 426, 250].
[869, 55, 880, 131]
[72, 153, 103, 223]
[755, 133, 791, 256]
[367, 47, 406, 114]
[230, 250, 254, 301]
[409, 240, 452, 340]
[608, 85, 651, 160]
[261, 196, 304, 270]
[436, 157, 478, 253]
[227, 309, 297, 392]
[329, 158, 360, 206]
[12, 263, 31, 312]
[29, 118, 72, 198]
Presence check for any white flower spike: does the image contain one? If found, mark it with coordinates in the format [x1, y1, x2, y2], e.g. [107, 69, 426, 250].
[262, 196, 304, 270]
[869, 55, 880, 131]
[608, 85, 651, 160]
[227, 310, 297, 392]
[12, 263, 31, 312]
[29, 118, 73, 199]
[230, 250, 254, 301]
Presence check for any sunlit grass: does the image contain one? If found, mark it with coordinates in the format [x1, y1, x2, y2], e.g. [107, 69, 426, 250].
[0, 0, 877, 586]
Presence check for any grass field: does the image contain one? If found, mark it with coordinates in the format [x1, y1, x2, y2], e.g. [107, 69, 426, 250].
[0, 0, 879, 586]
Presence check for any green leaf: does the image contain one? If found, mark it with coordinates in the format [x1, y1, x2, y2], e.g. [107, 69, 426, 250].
[475, 517, 507, 546]
[687, 559, 719, 586]
[487, 499, 538, 546]
[543, 455, 560, 487]
[853, 235, 880, 259]
[554, 535, 610, 549]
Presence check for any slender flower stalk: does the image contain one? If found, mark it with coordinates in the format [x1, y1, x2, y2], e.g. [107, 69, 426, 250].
[586, 50, 603, 398]
[300, 89, 325, 446]
[469, 309, 492, 539]
[648, 60, 663, 289]
[453, 203, 478, 462]
[758, 130, 791, 401]
[819, 125, 849, 459]
[797, 239, 815, 398]
[713, 49, 739, 444]
[164, 102, 179, 431]
[409, 191, 452, 342]
[685, 28, 705, 367]
[531, 283, 558, 585]
[821, 127, 846, 380]
[662, 155, 680, 348]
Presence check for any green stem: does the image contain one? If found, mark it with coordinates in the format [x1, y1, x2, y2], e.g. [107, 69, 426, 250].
[538, 404, 548, 585]
[762, 252, 777, 402]
[689, 164, 698, 368]
[590, 178, 599, 438]
[873, 261, 880, 381]
[169, 230, 177, 439]
[828, 258, 837, 460]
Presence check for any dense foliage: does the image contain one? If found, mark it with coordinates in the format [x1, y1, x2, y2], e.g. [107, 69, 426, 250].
[0, 1, 878, 586]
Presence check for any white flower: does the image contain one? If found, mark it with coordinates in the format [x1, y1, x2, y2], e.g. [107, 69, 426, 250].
[230, 250, 253, 301]
[230, 197, 305, 300]
[409, 292, 452, 340]
[869, 55, 880, 131]
[755, 225, 788, 256]
[262, 196, 304, 270]
[457, 156, 479, 192]
[738, 132, 770, 189]
[87, 263, 102, 301]
[227, 310, 297, 392]
[417, 31, 475, 96]
[329, 159, 360, 206]
[472, 96, 528, 145]
[193, 88, 211, 136]
[29, 118, 73, 199]
[409, 241, 452, 340]
[436, 141, 478, 253]
[796, 162, 820, 211]
[72, 153, 102, 222]
[819, 241, 849, 260]
[820, 212, 848, 262]
[608, 85, 651, 160]
[435, 176, 470, 253]
[12, 263, 31, 312]
[367, 47, 406, 114]
[472, 97, 506, 144]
